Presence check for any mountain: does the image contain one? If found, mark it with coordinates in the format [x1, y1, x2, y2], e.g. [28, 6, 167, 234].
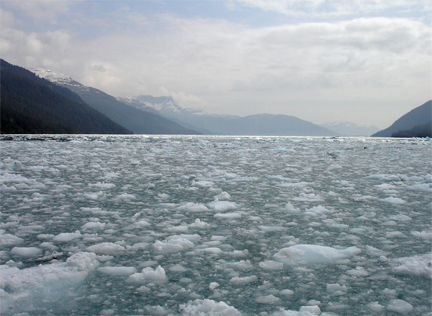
[120, 95, 338, 136]
[372, 101, 432, 137]
[31, 69, 201, 135]
[0, 59, 132, 134]
[320, 121, 380, 136]
[391, 121, 431, 138]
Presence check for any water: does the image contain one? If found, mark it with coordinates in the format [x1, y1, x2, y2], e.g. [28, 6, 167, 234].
[1, 135, 431, 315]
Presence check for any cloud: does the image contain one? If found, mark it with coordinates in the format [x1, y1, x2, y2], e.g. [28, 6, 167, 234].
[229, 0, 432, 17]
[0, 4, 430, 126]
[2, 0, 72, 23]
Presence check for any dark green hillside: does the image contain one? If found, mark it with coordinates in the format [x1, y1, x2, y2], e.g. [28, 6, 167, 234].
[1, 60, 132, 134]
[392, 121, 432, 138]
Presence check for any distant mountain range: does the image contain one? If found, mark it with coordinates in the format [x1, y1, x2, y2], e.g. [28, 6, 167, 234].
[3, 59, 428, 137]
[31, 68, 200, 135]
[118, 95, 338, 136]
[320, 122, 380, 136]
[0, 59, 131, 134]
[372, 101, 431, 137]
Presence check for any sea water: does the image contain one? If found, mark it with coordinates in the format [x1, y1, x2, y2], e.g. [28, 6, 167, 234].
[0, 135, 431, 316]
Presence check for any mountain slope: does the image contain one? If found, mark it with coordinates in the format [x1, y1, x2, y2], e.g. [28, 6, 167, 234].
[31, 69, 201, 135]
[1, 60, 132, 134]
[372, 101, 432, 137]
[121, 95, 339, 136]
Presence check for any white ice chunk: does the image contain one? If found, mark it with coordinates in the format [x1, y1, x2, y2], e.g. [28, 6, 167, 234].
[177, 202, 210, 212]
[273, 244, 361, 265]
[86, 242, 125, 254]
[53, 231, 82, 242]
[10, 247, 42, 258]
[207, 200, 238, 212]
[97, 266, 137, 276]
[180, 299, 242, 316]
[255, 294, 280, 304]
[188, 219, 210, 229]
[115, 193, 135, 200]
[300, 305, 321, 314]
[326, 283, 348, 295]
[126, 265, 167, 284]
[367, 302, 385, 313]
[0, 252, 98, 315]
[380, 197, 406, 204]
[230, 275, 257, 285]
[386, 299, 413, 313]
[214, 212, 242, 219]
[0, 231, 24, 246]
[259, 261, 284, 270]
[391, 253, 432, 279]
[81, 222, 106, 231]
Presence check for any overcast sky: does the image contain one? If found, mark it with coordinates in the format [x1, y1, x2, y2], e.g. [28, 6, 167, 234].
[1, 0, 431, 128]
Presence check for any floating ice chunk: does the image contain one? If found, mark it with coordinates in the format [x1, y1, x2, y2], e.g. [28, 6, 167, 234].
[115, 193, 135, 200]
[230, 275, 257, 285]
[273, 244, 361, 265]
[88, 182, 115, 189]
[81, 221, 106, 231]
[258, 225, 285, 232]
[192, 180, 214, 187]
[209, 282, 219, 291]
[367, 302, 385, 313]
[406, 183, 432, 192]
[214, 191, 231, 200]
[391, 253, 432, 279]
[126, 265, 167, 284]
[259, 261, 284, 270]
[10, 247, 42, 258]
[226, 260, 253, 270]
[0, 232, 24, 246]
[86, 242, 125, 254]
[346, 267, 370, 277]
[389, 214, 412, 221]
[153, 235, 197, 255]
[284, 202, 300, 213]
[255, 294, 280, 304]
[169, 264, 188, 272]
[178, 202, 210, 212]
[365, 174, 401, 182]
[0, 252, 98, 315]
[166, 225, 189, 233]
[0, 184, 17, 192]
[214, 212, 242, 219]
[53, 231, 82, 242]
[279, 289, 294, 296]
[188, 219, 210, 229]
[380, 197, 406, 204]
[293, 193, 323, 202]
[411, 231, 432, 239]
[153, 240, 184, 254]
[180, 299, 242, 316]
[133, 220, 151, 227]
[326, 283, 348, 296]
[97, 266, 137, 276]
[300, 305, 321, 314]
[207, 200, 238, 212]
[386, 299, 413, 313]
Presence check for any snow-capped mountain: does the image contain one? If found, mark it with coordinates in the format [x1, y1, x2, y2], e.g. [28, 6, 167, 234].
[30, 68, 201, 135]
[31, 68, 85, 90]
[117, 95, 205, 117]
[321, 121, 380, 136]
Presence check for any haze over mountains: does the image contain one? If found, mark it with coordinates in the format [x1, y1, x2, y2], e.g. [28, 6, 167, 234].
[1, 59, 430, 137]
[118, 95, 339, 136]
[30, 66, 341, 136]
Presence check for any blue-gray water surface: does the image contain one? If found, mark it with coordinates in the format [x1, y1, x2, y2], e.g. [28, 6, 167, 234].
[0, 135, 431, 315]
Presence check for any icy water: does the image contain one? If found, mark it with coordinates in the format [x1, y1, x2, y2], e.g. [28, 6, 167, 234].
[0, 135, 431, 316]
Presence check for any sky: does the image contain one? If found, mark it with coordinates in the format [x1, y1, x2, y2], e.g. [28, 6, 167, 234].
[1, 0, 431, 128]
